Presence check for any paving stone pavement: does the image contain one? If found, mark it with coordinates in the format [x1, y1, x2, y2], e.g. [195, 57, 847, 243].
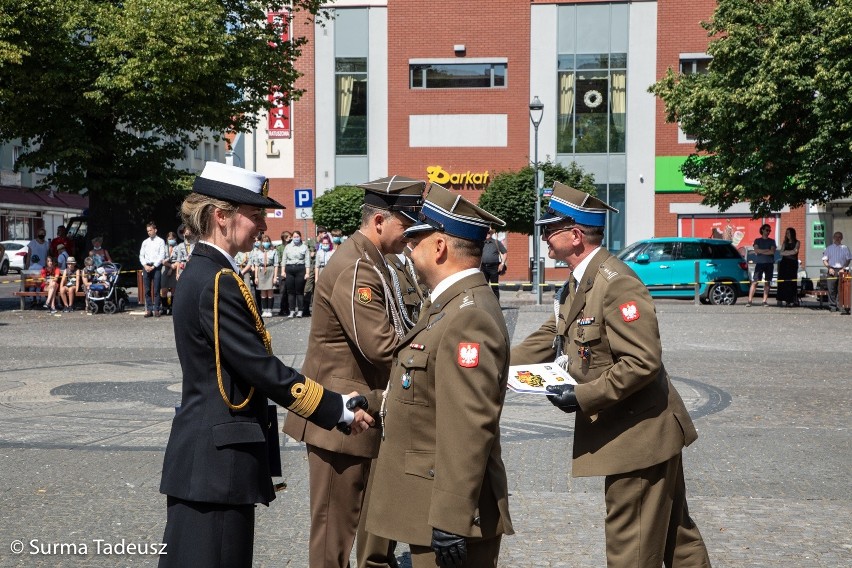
[0, 296, 849, 567]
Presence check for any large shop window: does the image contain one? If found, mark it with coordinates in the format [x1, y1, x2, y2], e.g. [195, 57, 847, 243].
[336, 58, 368, 155]
[557, 54, 626, 154]
[410, 62, 507, 89]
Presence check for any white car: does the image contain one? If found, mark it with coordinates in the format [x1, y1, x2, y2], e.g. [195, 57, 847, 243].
[0, 240, 31, 274]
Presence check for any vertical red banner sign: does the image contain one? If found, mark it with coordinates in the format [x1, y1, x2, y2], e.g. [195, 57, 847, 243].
[267, 11, 291, 139]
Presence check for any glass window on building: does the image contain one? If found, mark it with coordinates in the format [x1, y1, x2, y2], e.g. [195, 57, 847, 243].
[409, 63, 507, 89]
[336, 58, 367, 155]
[557, 58, 626, 155]
[557, 5, 628, 156]
[602, 183, 625, 251]
[680, 56, 711, 75]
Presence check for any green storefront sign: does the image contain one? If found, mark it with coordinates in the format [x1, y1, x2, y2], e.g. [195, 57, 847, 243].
[655, 156, 702, 193]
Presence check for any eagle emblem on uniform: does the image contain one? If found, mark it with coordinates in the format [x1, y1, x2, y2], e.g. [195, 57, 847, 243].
[357, 287, 372, 304]
[619, 301, 640, 322]
[458, 342, 480, 367]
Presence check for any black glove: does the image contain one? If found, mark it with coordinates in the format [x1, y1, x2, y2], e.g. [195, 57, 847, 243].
[335, 395, 369, 435]
[546, 384, 579, 413]
[431, 528, 467, 567]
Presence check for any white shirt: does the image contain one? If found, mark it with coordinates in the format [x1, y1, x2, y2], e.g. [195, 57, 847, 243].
[429, 268, 481, 302]
[570, 246, 603, 289]
[199, 240, 239, 272]
[139, 235, 167, 268]
[822, 243, 852, 269]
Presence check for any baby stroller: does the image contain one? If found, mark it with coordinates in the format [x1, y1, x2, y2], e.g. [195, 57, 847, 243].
[86, 262, 129, 314]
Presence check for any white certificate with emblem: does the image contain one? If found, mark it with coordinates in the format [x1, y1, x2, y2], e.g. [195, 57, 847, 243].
[507, 363, 577, 394]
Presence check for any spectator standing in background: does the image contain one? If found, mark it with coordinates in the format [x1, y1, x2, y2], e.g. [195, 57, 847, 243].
[160, 231, 180, 315]
[480, 228, 508, 300]
[276, 231, 292, 316]
[777, 227, 800, 307]
[89, 237, 112, 268]
[174, 227, 195, 279]
[49, 225, 74, 258]
[822, 231, 852, 313]
[26, 229, 50, 270]
[253, 234, 280, 318]
[139, 221, 167, 318]
[314, 234, 335, 283]
[282, 230, 311, 318]
[746, 224, 776, 307]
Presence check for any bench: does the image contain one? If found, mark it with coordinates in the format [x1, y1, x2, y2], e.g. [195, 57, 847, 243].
[13, 290, 87, 311]
[803, 289, 829, 306]
[13, 273, 87, 310]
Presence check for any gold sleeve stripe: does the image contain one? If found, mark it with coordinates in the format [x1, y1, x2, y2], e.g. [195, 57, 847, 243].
[287, 377, 325, 417]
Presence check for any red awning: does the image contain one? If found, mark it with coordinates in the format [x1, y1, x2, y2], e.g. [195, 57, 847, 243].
[0, 185, 88, 212]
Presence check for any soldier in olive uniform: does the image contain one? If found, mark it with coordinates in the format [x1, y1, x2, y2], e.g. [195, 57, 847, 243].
[363, 183, 513, 568]
[511, 182, 711, 568]
[283, 176, 425, 568]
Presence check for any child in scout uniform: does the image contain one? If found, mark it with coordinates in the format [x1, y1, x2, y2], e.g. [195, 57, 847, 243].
[510, 182, 711, 568]
[362, 183, 513, 568]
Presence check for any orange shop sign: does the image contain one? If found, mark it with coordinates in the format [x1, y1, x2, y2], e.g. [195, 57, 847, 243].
[426, 166, 490, 188]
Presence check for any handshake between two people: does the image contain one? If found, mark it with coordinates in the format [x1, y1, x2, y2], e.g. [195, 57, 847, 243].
[335, 392, 373, 435]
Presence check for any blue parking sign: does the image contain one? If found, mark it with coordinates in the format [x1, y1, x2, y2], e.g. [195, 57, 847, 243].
[295, 188, 313, 208]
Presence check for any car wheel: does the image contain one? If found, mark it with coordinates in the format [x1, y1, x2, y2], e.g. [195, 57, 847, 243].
[0, 260, 8, 276]
[709, 282, 738, 305]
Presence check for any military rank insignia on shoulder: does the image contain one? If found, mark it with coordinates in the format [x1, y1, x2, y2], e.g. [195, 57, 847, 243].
[600, 265, 619, 280]
[459, 295, 475, 309]
[457, 342, 479, 368]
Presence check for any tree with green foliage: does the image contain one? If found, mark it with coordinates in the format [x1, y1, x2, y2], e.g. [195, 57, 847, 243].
[650, 0, 852, 216]
[477, 161, 596, 235]
[0, 0, 329, 241]
[313, 185, 364, 236]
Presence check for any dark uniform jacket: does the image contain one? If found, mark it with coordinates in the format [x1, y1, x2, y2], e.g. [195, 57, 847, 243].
[366, 272, 513, 546]
[511, 248, 698, 477]
[284, 231, 405, 458]
[160, 243, 342, 506]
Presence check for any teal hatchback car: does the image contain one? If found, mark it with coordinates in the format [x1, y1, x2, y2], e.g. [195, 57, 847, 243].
[617, 238, 749, 305]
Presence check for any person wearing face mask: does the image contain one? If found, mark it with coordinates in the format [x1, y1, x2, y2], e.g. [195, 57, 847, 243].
[174, 228, 195, 280]
[159, 231, 180, 315]
[26, 229, 50, 271]
[253, 234, 280, 317]
[88, 237, 112, 268]
[282, 230, 310, 317]
[314, 235, 335, 283]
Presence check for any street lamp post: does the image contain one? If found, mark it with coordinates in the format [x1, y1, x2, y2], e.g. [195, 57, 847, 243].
[529, 96, 544, 305]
